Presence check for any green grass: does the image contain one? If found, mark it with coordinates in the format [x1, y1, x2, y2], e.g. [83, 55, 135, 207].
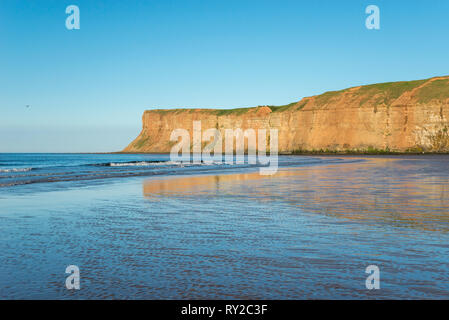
[268, 102, 298, 112]
[214, 107, 253, 116]
[150, 109, 173, 114]
[146, 103, 302, 116]
[415, 79, 449, 103]
[355, 79, 428, 106]
[313, 89, 347, 105]
[144, 76, 448, 116]
[134, 135, 150, 149]
[295, 101, 308, 110]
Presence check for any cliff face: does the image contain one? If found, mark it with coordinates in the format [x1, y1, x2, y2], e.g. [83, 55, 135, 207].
[124, 76, 449, 153]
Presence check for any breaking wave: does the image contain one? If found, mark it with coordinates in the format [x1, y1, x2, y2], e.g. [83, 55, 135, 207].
[94, 160, 183, 167]
[95, 160, 230, 167]
[0, 168, 33, 173]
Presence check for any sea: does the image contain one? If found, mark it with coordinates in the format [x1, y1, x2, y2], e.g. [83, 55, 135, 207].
[0, 153, 448, 299]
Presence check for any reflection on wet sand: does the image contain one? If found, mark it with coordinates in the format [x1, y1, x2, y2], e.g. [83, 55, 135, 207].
[143, 170, 274, 195]
[143, 157, 449, 232]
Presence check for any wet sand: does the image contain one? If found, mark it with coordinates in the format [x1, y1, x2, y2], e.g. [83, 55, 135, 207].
[1, 155, 449, 299]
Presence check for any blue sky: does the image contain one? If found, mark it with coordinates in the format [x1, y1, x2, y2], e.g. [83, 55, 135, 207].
[1, 0, 449, 152]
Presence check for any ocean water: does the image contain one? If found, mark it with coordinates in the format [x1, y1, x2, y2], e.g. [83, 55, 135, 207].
[0, 153, 449, 299]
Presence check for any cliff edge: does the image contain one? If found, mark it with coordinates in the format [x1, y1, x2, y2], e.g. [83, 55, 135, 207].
[123, 76, 449, 153]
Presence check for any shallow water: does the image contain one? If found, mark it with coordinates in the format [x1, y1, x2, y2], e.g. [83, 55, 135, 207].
[0, 154, 448, 299]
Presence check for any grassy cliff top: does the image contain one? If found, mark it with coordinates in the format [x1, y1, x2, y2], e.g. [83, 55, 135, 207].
[144, 76, 449, 116]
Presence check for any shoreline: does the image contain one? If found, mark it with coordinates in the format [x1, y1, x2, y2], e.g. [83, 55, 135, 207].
[117, 151, 449, 156]
[2, 151, 449, 156]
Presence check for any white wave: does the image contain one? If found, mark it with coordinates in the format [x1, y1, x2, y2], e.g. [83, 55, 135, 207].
[108, 160, 232, 167]
[109, 161, 182, 167]
[0, 167, 33, 173]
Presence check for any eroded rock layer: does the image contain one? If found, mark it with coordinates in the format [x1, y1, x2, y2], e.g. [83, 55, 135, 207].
[124, 76, 449, 153]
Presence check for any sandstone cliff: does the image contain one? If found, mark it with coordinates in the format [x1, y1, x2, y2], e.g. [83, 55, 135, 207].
[123, 76, 449, 153]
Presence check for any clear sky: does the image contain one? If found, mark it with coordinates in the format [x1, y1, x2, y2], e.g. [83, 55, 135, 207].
[1, 0, 449, 152]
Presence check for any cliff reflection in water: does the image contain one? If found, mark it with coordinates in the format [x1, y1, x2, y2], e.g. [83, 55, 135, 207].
[143, 156, 449, 232]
